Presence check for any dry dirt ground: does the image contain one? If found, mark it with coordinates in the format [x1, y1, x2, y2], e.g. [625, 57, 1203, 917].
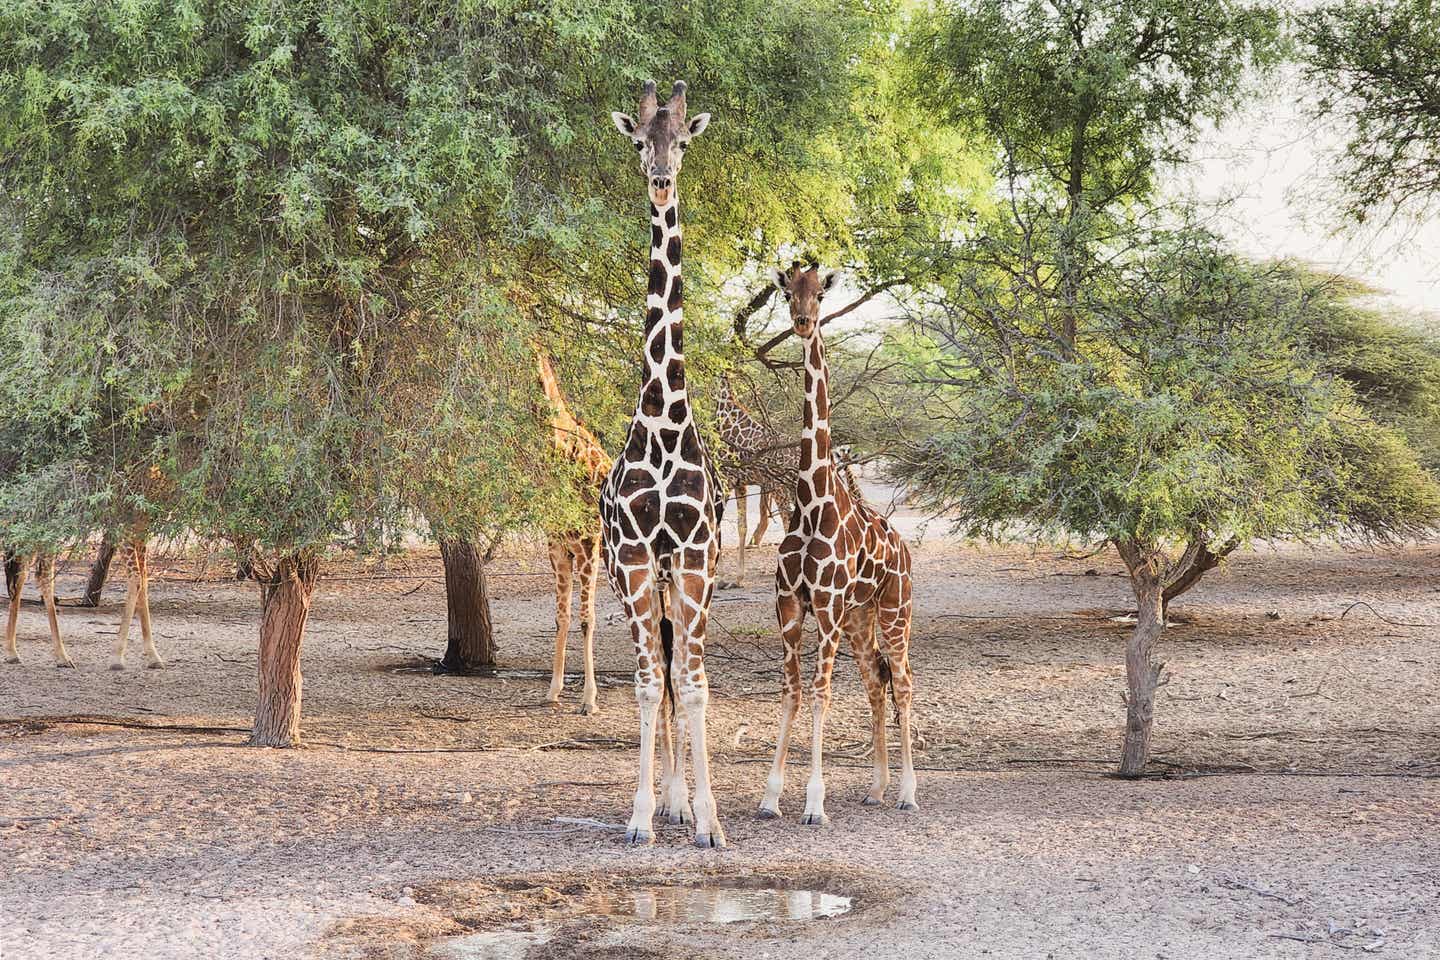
[2, 526, 1438, 959]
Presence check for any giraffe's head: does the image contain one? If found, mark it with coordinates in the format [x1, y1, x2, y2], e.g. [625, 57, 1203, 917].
[767, 262, 838, 339]
[611, 80, 711, 207]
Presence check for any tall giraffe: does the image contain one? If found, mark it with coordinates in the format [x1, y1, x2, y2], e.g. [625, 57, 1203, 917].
[757, 264, 918, 825]
[601, 80, 726, 847]
[536, 350, 612, 714]
[716, 379, 795, 587]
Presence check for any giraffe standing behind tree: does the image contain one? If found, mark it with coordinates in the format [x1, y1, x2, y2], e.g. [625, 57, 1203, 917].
[716, 379, 795, 586]
[536, 350, 612, 714]
[757, 263, 918, 826]
[600, 80, 727, 847]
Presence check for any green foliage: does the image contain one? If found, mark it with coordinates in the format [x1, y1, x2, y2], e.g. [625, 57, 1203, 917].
[1301, 0, 1440, 221]
[898, 220, 1440, 547]
[0, 0, 914, 557]
[907, 0, 1286, 211]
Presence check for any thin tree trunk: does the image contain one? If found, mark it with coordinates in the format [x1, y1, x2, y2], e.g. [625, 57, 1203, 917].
[250, 554, 318, 747]
[436, 538, 496, 673]
[3, 552, 18, 598]
[82, 535, 118, 607]
[1114, 539, 1166, 778]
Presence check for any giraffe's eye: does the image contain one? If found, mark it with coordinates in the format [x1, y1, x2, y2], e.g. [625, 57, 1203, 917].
[679, 142, 688, 152]
[633, 140, 643, 152]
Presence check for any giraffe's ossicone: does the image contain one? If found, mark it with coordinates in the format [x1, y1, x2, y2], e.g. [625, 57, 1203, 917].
[598, 80, 729, 848]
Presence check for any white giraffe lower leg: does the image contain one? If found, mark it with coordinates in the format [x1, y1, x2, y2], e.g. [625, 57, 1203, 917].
[111, 572, 141, 669]
[627, 683, 662, 845]
[684, 684, 724, 848]
[547, 560, 573, 704]
[733, 490, 748, 587]
[758, 691, 799, 818]
[801, 693, 831, 825]
[865, 693, 890, 805]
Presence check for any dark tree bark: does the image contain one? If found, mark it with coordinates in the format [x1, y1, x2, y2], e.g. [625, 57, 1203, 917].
[82, 535, 118, 607]
[3, 552, 18, 597]
[250, 554, 318, 748]
[436, 538, 496, 673]
[1114, 538, 1166, 778]
[1162, 536, 1239, 617]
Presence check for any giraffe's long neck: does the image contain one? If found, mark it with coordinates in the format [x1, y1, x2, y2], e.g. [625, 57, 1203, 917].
[636, 196, 688, 427]
[798, 330, 834, 505]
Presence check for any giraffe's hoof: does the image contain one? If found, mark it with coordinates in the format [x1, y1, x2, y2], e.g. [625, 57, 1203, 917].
[668, 808, 693, 826]
[896, 800, 920, 813]
[624, 827, 653, 846]
[4, 655, 21, 665]
[694, 829, 726, 849]
[716, 579, 740, 591]
[109, 659, 127, 671]
[755, 806, 781, 821]
[577, 702, 598, 716]
[146, 659, 165, 671]
[55, 660, 76, 669]
[800, 812, 828, 827]
[861, 796, 883, 807]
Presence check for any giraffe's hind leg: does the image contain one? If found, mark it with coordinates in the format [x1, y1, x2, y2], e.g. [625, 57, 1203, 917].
[545, 539, 574, 705]
[4, 555, 26, 664]
[845, 603, 889, 806]
[656, 593, 692, 826]
[749, 490, 772, 547]
[878, 573, 918, 812]
[38, 557, 73, 669]
[801, 598, 844, 826]
[609, 550, 666, 846]
[575, 537, 600, 715]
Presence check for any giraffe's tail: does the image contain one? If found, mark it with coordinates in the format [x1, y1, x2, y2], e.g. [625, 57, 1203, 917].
[659, 615, 677, 720]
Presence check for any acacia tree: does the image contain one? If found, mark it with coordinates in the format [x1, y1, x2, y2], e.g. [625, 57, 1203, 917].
[1301, 0, 1440, 222]
[899, 218, 1440, 775]
[908, 0, 1285, 350]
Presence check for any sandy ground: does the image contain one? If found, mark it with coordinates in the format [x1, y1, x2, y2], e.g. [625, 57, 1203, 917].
[2, 502, 1438, 959]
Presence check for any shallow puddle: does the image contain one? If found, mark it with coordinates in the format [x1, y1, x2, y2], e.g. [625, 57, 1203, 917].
[438, 929, 549, 959]
[588, 886, 852, 923]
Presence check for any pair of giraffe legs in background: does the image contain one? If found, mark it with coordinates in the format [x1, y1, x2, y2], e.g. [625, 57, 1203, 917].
[546, 534, 600, 714]
[2, 539, 161, 670]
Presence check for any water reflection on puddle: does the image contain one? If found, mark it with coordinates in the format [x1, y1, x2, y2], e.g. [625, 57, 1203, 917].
[592, 886, 852, 923]
[441, 929, 549, 960]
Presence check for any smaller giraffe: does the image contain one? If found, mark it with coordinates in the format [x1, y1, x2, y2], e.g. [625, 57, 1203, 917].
[537, 351, 613, 714]
[716, 379, 796, 586]
[758, 264, 918, 825]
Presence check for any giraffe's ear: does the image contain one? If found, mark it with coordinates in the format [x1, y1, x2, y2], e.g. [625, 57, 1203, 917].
[687, 113, 711, 138]
[767, 266, 788, 291]
[820, 269, 840, 293]
[611, 112, 638, 137]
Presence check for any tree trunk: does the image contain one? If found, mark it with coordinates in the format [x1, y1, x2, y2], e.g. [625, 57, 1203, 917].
[3, 552, 18, 598]
[1113, 539, 1166, 778]
[82, 535, 118, 607]
[436, 538, 496, 673]
[250, 554, 318, 747]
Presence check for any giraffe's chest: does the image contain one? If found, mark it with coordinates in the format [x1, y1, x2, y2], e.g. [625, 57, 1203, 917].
[600, 423, 721, 552]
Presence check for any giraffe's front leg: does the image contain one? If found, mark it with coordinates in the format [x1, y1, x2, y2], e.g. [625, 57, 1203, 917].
[613, 560, 664, 846]
[134, 542, 163, 669]
[674, 571, 724, 848]
[758, 590, 805, 820]
[879, 577, 919, 812]
[801, 600, 844, 826]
